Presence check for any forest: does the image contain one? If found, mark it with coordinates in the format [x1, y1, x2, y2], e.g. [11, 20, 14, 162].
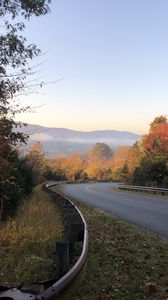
[1, 114, 168, 220]
[31, 115, 168, 189]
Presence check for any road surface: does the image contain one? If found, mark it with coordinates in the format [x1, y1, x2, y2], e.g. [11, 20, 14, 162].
[60, 182, 168, 238]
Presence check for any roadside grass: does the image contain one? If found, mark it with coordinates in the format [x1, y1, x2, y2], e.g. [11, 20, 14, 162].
[0, 185, 64, 286]
[60, 196, 168, 300]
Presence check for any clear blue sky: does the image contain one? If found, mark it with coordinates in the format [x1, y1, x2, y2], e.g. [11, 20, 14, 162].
[17, 0, 168, 133]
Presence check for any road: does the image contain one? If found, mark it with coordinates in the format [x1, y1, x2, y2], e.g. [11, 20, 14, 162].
[60, 182, 168, 238]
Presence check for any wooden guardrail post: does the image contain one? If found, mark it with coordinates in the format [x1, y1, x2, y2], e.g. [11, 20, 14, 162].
[63, 207, 76, 216]
[56, 240, 69, 278]
[63, 213, 82, 225]
[65, 222, 84, 250]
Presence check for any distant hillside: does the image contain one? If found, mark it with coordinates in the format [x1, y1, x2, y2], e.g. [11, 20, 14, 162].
[21, 124, 140, 156]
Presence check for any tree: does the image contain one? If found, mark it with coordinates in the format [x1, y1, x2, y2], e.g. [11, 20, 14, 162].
[84, 143, 113, 181]
[61, 154, 86, 181]
[26, 142, 47, 184]
[126, 142, 141, 173]
[132, 156, 168, 187]
[88, 143, 113, 162]
[1, 0, 51, 118]
[149, 115, 167, 131]
[44, 156, 66, 181]
[85, 160, 105, 180]
[109, 146, 130, 169]
[143, 123, 168, 164]
[128, 116, 168, 187]
[0, 147, 34, 220]
[0, 1, 51, 217]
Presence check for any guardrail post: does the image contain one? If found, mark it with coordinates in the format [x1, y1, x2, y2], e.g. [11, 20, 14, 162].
[63, 213, 82, 225]
[63, 207, 76, 215]
[56, 240, 69, 278]
[65, 223, 84, 250]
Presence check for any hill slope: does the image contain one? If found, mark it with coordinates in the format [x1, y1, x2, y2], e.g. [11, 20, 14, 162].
[22, 124, 140, 156]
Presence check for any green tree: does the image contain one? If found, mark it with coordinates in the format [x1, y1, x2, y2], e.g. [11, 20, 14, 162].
[88, 143, 113, 162]
[132, 157, 168, 187]
[0, 148, 34, 220]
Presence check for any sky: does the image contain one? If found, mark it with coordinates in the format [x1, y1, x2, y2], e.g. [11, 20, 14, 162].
[16, 0, 168, 134]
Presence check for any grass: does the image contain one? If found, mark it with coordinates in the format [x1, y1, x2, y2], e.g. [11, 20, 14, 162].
[0, 185, 64, 286]
[60, 195, 168, 300]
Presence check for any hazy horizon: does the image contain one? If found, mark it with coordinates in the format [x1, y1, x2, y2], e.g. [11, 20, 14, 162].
[24, 123, 140, 156]
[23, 121, 142, 135]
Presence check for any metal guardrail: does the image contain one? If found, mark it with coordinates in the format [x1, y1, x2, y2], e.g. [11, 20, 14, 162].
[0, 182, 88, 300]
[117, 184, 168, 195]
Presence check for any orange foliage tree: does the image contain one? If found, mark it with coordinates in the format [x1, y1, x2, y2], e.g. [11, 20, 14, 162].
[143, 121, 168, 164]
[85, 143, 113, 180]
[61, 154, 86, 181]
[26, 142, 47, 184]
[109, 146, 130, 169]
[126, 116, 168, 187]
[45, 143, 130, 182]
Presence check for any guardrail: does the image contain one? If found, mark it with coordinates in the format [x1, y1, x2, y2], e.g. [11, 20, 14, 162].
[117, 184, 168, 195]
[0, 182, 88, 300]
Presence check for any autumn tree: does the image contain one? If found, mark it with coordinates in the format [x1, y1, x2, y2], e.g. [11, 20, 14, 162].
[149, 115, 167, 131]
[143, 118, 168, 164]
[122, 142, 141, 182]
[83, 143, 113, 180]
[109, 146, 130, 169]
[45, 156, 66, 181]
[129, 116, 168, 187]
[0, 1, 51, 217]
[61, 154, 86, 181]
[85, 160, 104, 180]
[26, 142, 47, 184]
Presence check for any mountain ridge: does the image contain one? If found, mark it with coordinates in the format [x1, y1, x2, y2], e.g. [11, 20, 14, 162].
[22, 123, 140, 156]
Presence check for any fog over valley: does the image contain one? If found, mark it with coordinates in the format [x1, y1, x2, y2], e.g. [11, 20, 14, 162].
[22, 124, 140, 156]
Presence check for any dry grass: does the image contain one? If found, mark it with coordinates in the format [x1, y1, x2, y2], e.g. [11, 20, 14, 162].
[60, 196, 168, 300]
[0, 185, 64, 286]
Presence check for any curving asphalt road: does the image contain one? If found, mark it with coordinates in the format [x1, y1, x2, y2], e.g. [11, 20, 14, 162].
[60, 182, 168, 238]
